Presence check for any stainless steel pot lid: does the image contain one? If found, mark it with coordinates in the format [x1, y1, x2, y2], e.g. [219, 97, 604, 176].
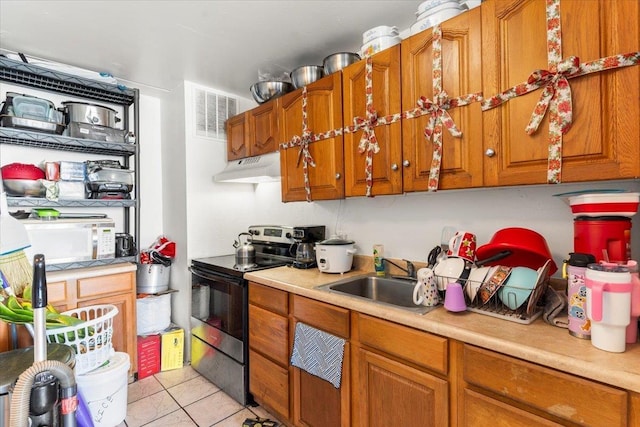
[317, 237, 355, 245]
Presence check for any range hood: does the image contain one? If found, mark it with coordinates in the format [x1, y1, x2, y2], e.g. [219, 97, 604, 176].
[214, 151, 281, 183]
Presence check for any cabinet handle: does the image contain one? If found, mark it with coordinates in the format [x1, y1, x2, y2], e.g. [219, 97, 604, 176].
[391, 163, 399, 171]
[403, 160, 410, 167]
[335, 173, 341, 180]
[485, 148, 496, 157]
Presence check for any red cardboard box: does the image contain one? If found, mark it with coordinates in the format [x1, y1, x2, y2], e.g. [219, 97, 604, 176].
[137, 334, 161, 380]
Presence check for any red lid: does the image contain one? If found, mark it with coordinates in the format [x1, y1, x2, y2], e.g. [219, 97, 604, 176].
[475, 227, 557, 275]
[1, 163, 45, 180]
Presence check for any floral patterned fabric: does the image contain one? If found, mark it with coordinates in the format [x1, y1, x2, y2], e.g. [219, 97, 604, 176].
[481, 0, 640, 183]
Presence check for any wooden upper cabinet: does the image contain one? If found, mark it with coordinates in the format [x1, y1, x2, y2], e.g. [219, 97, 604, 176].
[343, 45, 403, 196]
[226, 111, 248, 161]
[481, 0, 640, 186]
[279, 73, 345, 202]
[226, 100, 279, 161]
[401, 8, 484, 191]
[248, 100, 279, 156]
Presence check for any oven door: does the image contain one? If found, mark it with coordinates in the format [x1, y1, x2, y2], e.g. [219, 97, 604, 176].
[189, 266, 246, 363]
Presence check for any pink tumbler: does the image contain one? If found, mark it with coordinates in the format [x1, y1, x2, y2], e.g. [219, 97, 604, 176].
[564, 253, 595, 339]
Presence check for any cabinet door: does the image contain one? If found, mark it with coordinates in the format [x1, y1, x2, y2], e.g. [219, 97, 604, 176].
[78, 292, 137, 374]
[353, 347, 449, 427]
[292, 342, 350, 427]
[249, 349, 290, 421]
[248, 100, 279, 156]
[280, 73, 345, 202]
[226, 112, 248, 160]
[402, 8, 484, 191]
[343, 46, 403, 196]
[481, 0, 640, 185]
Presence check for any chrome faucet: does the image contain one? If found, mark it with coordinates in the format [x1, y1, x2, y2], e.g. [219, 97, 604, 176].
[382, 258, 417, 279]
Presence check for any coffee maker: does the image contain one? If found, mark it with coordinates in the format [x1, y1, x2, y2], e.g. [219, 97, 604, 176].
[292, 226, 325, 269]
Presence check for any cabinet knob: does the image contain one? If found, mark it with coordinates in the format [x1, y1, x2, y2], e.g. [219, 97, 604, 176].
[402, 160, 410, 167]
[391, 163, 399, 171]
[335, 173, 341, 180]
[485, 148, 496, 157]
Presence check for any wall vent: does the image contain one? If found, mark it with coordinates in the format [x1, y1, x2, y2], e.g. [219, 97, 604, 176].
[193, 87, 237, 141]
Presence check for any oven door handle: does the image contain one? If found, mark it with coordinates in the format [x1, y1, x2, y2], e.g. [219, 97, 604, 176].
[189, 266, 241, 284]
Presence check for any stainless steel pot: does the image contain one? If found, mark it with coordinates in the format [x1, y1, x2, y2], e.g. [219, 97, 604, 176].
[62, 101, 121, 128]
[136, 264, 171, 293]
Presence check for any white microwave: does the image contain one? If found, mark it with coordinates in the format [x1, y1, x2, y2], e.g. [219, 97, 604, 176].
[22, 218, 116, 264]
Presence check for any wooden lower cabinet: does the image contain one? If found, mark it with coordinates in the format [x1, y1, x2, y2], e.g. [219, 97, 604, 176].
[354, 346, 448, 427]
[0, 266, 138, 375]
[459, 343, 628, 426]
[248, 284, 639, 426]
[248, 283, 290, 422]
[290, 295, 350, 427]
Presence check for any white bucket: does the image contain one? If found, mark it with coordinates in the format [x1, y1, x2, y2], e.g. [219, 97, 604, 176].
[76, 352, 130, 426]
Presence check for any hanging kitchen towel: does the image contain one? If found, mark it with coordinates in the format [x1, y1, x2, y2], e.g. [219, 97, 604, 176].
[290, 322, 346, 389]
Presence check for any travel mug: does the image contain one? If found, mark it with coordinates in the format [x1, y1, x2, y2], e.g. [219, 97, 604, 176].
[564, 252, 596, 339]
[585, 263, 632, 353]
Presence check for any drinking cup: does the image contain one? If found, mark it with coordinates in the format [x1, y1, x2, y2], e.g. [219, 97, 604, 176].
[444, 282, 467, 312]
[413, 268, 439, 306]
[447, 231, 477, 262]
[585, 263, 632, 353]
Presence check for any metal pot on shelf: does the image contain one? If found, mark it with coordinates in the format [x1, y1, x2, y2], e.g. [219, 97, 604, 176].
[62, 101, 121, 128]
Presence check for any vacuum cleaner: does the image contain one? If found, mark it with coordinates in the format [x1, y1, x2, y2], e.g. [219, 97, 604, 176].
[8, 254, 79, 426]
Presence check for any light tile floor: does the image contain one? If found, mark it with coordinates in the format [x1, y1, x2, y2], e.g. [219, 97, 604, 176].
[118, 366, 282, 427]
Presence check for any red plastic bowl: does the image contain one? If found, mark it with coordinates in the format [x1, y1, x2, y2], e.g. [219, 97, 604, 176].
[475, 227, 557, 275]
[1, 163, 45, 180]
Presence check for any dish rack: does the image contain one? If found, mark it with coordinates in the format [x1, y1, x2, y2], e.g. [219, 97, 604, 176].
[434, 273, 549, 324]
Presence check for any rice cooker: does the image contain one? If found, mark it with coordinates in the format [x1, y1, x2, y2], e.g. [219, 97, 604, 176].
[315, 238, 357, 273]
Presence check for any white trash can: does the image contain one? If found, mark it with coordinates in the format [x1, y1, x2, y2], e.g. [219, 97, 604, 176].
[76, 352, 130, 426]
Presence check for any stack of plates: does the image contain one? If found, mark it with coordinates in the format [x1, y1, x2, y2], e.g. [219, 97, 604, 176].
[360, 25, 402, 57]
[410, 0, 465, 35]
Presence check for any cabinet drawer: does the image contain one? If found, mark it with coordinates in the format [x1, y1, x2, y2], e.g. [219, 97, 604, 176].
[77, 272, 134, 299]
[291, 294, 349, 339]
[461, 388, 561, 427]
[249, 282, 288, 316]
[248, 304, 289, 366]
[354, 313, 447, 374]
[463, 345, 627, 426]
[47, 281, 68, 304]
[249, 348, 289, 420]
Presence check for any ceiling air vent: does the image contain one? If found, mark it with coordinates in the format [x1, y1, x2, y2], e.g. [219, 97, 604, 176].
[193, 87, 237, 140]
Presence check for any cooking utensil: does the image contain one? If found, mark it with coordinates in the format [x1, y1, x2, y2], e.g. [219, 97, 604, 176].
[322, 52, 360, 75]
[475, 227, 558, 275]
[427, 246, 442, 268]
[290, 65, 324, 89]
[475, 250, 511, 267]
[62, 101, 121, 128]
[1, 179, 45, 197]
[249, 81, 293, 104]
[315, 237, 357, 273]
[234, 232, 256, 266]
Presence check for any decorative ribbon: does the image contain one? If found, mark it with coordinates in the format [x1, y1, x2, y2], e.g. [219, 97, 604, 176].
[280, 86, 315, 201]
[279, 87, 345, 202]
[401, 25, 483, 191]
[481, 0, 640, 183]
[343, 56, 402, 196]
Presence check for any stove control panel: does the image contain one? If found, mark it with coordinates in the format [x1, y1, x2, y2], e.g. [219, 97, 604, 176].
[248, 225, 295, 244]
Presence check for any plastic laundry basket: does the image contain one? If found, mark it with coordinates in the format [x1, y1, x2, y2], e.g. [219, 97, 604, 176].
[45, 304, 118, 374]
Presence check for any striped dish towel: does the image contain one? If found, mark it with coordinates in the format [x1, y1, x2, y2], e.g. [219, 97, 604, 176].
[290, 322, 346, 389]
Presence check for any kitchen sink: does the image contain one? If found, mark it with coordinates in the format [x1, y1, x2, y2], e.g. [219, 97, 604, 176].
[316, 273, 437, 315]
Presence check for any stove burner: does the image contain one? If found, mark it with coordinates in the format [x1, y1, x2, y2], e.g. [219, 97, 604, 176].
[233, 263, 258, 272]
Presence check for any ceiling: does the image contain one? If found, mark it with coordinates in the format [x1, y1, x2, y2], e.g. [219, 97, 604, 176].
[0, 0, 422, 99]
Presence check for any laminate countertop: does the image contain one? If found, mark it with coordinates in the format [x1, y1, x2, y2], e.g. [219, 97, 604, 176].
[245, 263, 640, 394]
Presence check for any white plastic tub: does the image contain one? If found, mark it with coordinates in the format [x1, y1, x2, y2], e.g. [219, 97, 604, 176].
[569, 192, 640, 217]
[76, 352, 130, 426]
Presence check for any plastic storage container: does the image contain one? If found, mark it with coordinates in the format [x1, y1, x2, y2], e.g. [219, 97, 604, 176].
[75, 352, 130, 426]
